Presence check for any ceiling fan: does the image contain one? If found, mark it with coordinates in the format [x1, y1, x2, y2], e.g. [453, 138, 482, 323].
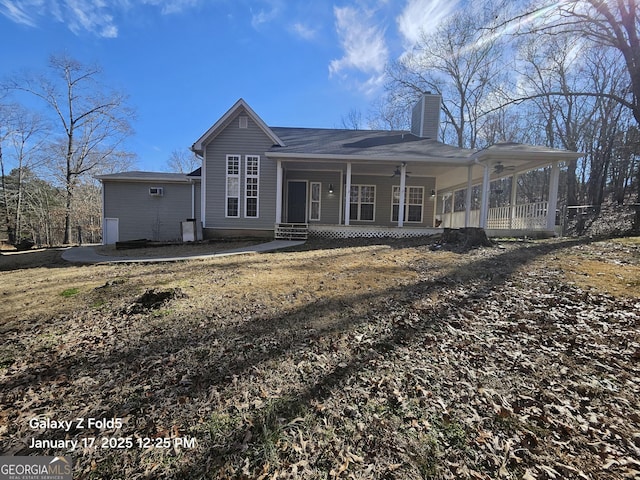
[493, 162, 515, 174]
[390, 165, 412, 177]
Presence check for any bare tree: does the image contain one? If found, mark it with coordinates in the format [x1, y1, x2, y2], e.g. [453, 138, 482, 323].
[501, 1, 638, 122]
[167, 148, 200, 174]
[5, 54, 134, 244]
[497, 1, 640, 228]
[386, 1, 509, 148]
[0, 108, 12, 244]
[340, 108, 363, 130]
[4, 106, 48, 241]
[515, 34, 618, 208]
[610, 124, 640, 204]
[366, 94, 411, 131]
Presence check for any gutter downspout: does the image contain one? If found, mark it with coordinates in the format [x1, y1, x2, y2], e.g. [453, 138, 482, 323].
[100, 179, 106, 245]
[190, 178, 195, 220]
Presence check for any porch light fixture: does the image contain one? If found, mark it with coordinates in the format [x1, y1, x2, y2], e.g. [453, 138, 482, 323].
[431, 189, 436, 197]
[328, 184, 334, 194]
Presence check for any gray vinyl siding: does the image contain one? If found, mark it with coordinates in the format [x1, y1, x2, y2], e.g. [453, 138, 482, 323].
[280, 171, 437, 227]
[103, 181, 194, 241]
[204, 112, 277, 230]
[348, 174, 437, 227]
[284, 170, 342, 224]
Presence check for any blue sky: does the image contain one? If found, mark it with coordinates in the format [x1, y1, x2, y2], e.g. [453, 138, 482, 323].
[0, 0, 461, 171]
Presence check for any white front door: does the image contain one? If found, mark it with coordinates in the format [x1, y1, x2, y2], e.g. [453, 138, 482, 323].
[103, 218, 119, 245]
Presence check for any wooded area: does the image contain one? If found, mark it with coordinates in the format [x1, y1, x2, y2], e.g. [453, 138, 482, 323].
[2, 1, 639, 246]
[0, 54, 133, 247]
[375, 0, 640, 228]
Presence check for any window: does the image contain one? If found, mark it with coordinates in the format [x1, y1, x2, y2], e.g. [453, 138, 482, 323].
[226, 155, 240, 217]
[350, 185, 375, 221]
[309, 182, 321, 221]
[245, 156, 259, 218]
[392, 186, 424, 222]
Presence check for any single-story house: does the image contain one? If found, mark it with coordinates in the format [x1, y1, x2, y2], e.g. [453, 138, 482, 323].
[98, 94, 582, 243]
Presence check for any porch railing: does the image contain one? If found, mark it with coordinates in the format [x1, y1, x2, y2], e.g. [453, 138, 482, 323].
[444, 201, 549, 230]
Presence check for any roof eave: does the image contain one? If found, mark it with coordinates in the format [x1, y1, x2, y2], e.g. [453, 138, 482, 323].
[265, 151, 472, 165]
[96, 175, 196, 183]
[472, 148, 583, 162]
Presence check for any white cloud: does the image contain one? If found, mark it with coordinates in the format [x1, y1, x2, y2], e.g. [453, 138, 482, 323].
[0, 0, 203, 37]
[0, 0, 42, 26]
[396, 0, 459, 48]
[329, 5, 389, 82]
[291, 22, 316, 41]
[139, 0, 200, 15]
[63, 0, 118, 38]
[250, 0, 282, 29]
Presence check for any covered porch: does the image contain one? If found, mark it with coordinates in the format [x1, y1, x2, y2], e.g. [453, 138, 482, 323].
[271, 157, 442, 240]
[269, 143, 580, 240]
[439, 164, 562, 235]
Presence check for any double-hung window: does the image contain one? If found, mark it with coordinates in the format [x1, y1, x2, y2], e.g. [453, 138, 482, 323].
[350, 185, 375, 221]
[309, 182, 321, 221]
[226, 155, 240, 217]
[392, 186, 424, 222]
[245, 156, 259, 218]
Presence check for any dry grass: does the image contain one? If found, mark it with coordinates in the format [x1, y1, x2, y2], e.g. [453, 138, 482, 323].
[560, 238, 640, 297]
[1, 236, 639, 479]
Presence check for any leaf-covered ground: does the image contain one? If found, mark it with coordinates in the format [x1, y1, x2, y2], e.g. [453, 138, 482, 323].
[1, 236, 639, 479]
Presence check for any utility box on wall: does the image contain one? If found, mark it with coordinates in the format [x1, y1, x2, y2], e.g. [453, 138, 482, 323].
[181, 220, 196, 242]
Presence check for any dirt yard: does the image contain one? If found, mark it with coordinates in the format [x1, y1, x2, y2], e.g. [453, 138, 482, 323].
[0, 236, 639, 479]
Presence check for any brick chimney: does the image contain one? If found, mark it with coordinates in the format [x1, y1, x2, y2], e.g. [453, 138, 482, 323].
[410, 93, 441, 139]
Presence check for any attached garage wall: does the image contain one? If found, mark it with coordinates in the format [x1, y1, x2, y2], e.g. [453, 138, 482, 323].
[102, 181, 195, 242]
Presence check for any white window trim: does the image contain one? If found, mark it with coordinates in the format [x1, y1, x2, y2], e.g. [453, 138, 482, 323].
[244, 155, 260, 218]
[309, 182, 321, 221]
[225, 154, 241, 218]
[392, 185, 424, 223]
[350, 184, 376, 222]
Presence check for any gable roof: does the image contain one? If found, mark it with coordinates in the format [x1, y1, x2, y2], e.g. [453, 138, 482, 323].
[191, 98, 285, 155]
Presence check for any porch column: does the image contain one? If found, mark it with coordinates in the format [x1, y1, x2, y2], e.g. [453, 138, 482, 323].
[398, 163, 407, 228]
[450, 190, 456, 227]
[479, 163, 490, 229]
[546, 161, 560, 231]
[464, 165, 473, 227]
[275, 160, 283, 224]
[442, 194, 447, 227]
[510, 173, 518, 229]
[345, 162, 352, 226]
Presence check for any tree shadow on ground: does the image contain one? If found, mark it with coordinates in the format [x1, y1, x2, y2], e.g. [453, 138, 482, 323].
[1, 236, 612, 478]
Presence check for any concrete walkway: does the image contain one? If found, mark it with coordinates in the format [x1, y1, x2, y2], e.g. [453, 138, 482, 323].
[61, 240, 306, 264]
